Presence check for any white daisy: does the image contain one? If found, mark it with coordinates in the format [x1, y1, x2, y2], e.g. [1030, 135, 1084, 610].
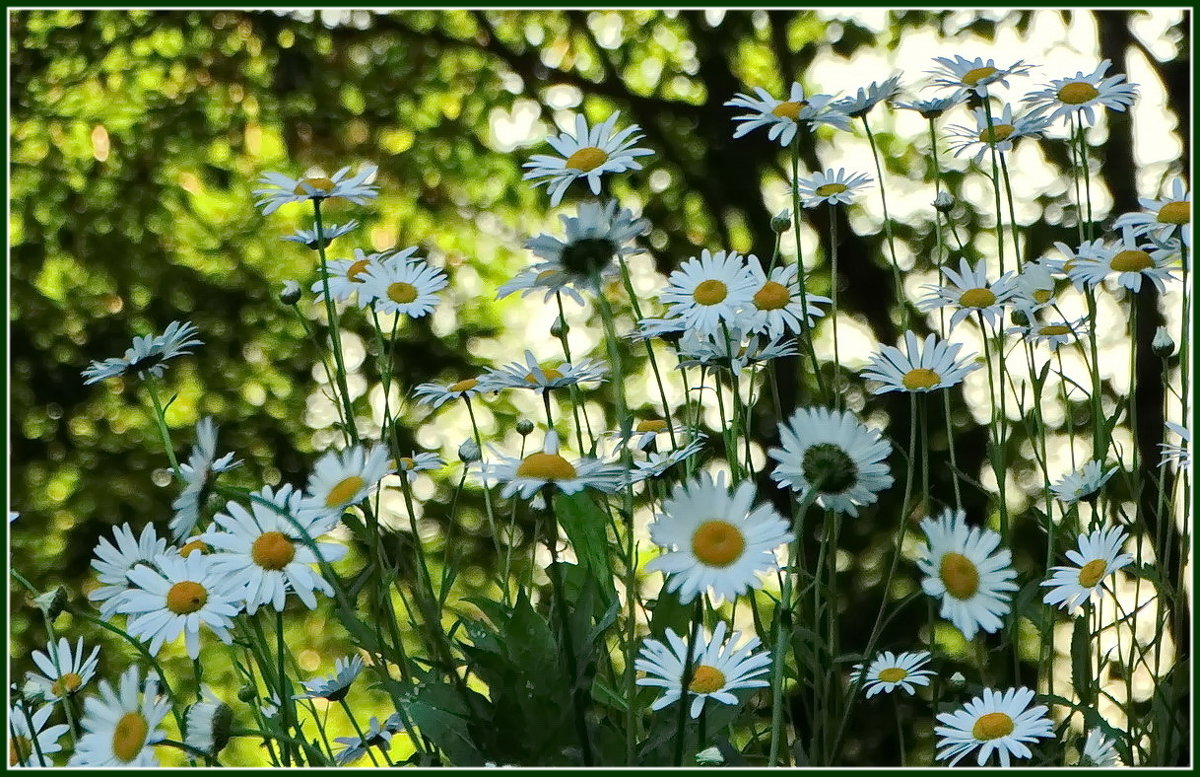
[332, 714, 405, 765]
[311, 246, 419, 306]
[918, 257, 1018, 330]
[359, 252, 448, 317]
[393, 452, 443, 482]
[946, 103, 1052, 165]
[646, 472, 792, 604]
[27, 636, 100, 701]
[479, 430, 623, 500]
[833, 74, 904, 118]
[929, 55, 1035, 96]
[1066, 226, 1177, 293]
[9, 701, 70, 766]
[479, 350, 607, 394]
[184, 687, 233, 756]
[1113, 178, 1191, 248]
[302, 442, 393, 523]
[70, 666, 171, 767]
[893, 93, 967, 119]
[118, 552, 241, 659]
[741, 261, 829, 339]
[1041, 526, 1134, 614]
[917, 509, 1018, 640]
[202, 484, 348, 614]
[605, 419, 692, 451]
[796, 167, 873, 208]
[1008, 316, 1087, 351]
[522, 112, 654, 207]
[860, 331, 982, 394]
[412, 376, 486, 409]
[1051, 460, 1117, 504]
[1159, 421, 1190, 471]
[293, 655, 365, 702]
[635, 621, 772, 718]
[725, 82, 851, 147]
[283, 219, 359, 250]
[630, 437, 707, 483]
[170, 416, 243, 542]
[1023, 60, 1138, 127]
[1078, 728, 1121, 767]
[82, 320, 203, 385]
[1047, 238, 1108, 289]
[659, 249, 757, 337]
[1011, 260, 1059, 314]
[675, 327, 798, 373]
[934, 687, 1053, 766]
[254, 164, 378, 215]
[89, 523, 169, 620]
[524, 199, 649, 287]
[852, 650, 936, 698]
[769, 406, 894, 516]
[496, 264, 589, 307]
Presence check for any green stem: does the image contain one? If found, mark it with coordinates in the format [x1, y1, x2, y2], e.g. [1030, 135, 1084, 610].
[789, 141, 826, 403]
[145, 376, 181, 478]
[312, 200, 360, 445]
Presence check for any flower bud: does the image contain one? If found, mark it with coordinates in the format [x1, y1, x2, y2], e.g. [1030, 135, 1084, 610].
[550, 315, 569, 339]
[279, 280, 302, 305]
[237, 684, 257, 703]
[948, 671, 966, 689]
[933, 192, 955, 213]
[458, 439, 482, 464]
[770, 209, 792, 233]
[33, 586, 68, 620]
[515, 419, 535, 437]
[1010, 307, 1030, 327]
[1153, 326, 1175, 358]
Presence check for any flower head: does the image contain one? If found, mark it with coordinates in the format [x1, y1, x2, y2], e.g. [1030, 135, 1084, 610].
[1051, 460, 1117, 504]
[312, 247, 419, 306]
[479, 431, 623, 500]
[184, 688, 233, 756]
[524, 200, 649, 287]
[358, 251, 448, 317]
[82, 320, 203, 385]
[293, 655, 364, 702]
[934, 687, 1053, 766]
[1159, 421, 1190, 471]
[853, 650, 935, 698]
[726, 82, 851, 147]
[283, 219, 359, 250]
[946, 103, 1052, 164]
[929, 55, 1034, 96]
[70, 666, 171, 766]
[796, 167, 873, 208]
[1023, 60, 1138, 126]
[413, 377, 486, 409]
[522, 112, 654, 206]
[1065, 226, 1177, 293]
[333, 714, 406, 765]
[894, 93, 966, 118]
[659, 249, 758, 337]
[254, 164, 378, 215]
[917, 509, 1018, 639]
[302, 442, 394, 522]
[834, 74, 904, 118]
[393, 451, 444, 482]
[9, 701, 70, 766]
[1113, 178, 1191, 248]
[918, 258, 1018, 330]
[1078, 729, 1121, 767]
[1041, 526, 1133, 614]
[742, 261, 829, 338]
[89, 523, 169, 620]
[171, 417, 243, 541]
[479, 350, 607, 394]
[860, 331, 982, 394]
[27, 637, 101, 702]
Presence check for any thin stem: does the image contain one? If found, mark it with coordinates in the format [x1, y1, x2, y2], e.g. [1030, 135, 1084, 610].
[312, 200, 360, 445]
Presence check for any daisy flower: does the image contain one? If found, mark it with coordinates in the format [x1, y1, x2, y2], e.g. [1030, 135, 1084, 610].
[9, 702, 70, 766]
[946, 103, 1052, 165]
[333, 714, 405, 766]
[70, 666, 171, 767]
[726, 82, 851, 147]
[659, 249, 757, 337]
[27, 636, 100, 701]
[1023, 60, 1138, 126]
[917, 509, 1018, 640]
[311, 247, 418, 306]
[860, 331, 982, 394]
[118, 552, 241, 659]
[1065, 226, 1177, 293]
[253, 163, 379, 215]
[89, 523, 169, 620]
[202, 484, 348, 613]
[1009, 316, 1086, 351]
[1159, 421, 1190, 470]
[522, 112, 654, 207]
[833, 74, 904, 118]
[769, 406, 894, 516]
[359, 252, 448, 317]
[929, 55, 1035, 97]
[1011, 259, 1058, 313]
[1078, 728, 1121, 767]
[1113, 178, 1191, 248]
[635, 621, 772, 718]
[302, 442, 393, 523]
[1051, 460, 1117, 504]
[479, 350, 607, 394]
[413, 377, 486, 409]
[170, 416, 243, 542]
[893, 93, 966, 118]
[283, 219, 359, 250]
[1047, 237, 1108, 286]
[394, 452, 444, 482]
[796, 168, 873, 208]
[919, 258, 1018, 331]
[605, 418, 692, 451]
[496, 265, 590, 306]
[852, 650, 936, 698]
[675, 327, 798, 372]
[742, 261, 829, 339]
[184, 688, 233, 756]
[934, 687, 1053, 766]
[525, 199, 649, 286]
[630, 437, 707, 483]
[646, 472, 792, 604]
[480, 431, 622, 500]
[1041, 526, 1134, 614]
[293, 655, 365, 702]
[82, 320, 203, 385]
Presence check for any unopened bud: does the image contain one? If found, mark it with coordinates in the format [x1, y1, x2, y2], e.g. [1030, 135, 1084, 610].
[458, 439, 482, 464]
[770, 209, 792, 233]
[1153, 326, 1175, 358]
[948, 671, 965, 689]
[550, 316, 568, 339]
[279, 280, 302, 305]
[515, 419, 535, 436]
[237, 684, 257, 703]
[933, 192, 955, 213]
[33, 586, 68, 620]
[1010, 308, 1030, 327]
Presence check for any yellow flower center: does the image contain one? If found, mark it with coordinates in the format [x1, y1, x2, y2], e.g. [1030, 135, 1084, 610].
[977, 124, 1015, 144]
[972, 711, 1015, 741]
[346, 258, 372, 282]
[565, 146, 609, 172]
[688, 664, 727, 694]
[1157, 200, 1190, 225]
[166, 580, 208, 615]
[1057, 81, 1099, 105]
[516, 452, 578, 481]
[901, 368, 942, 391]
[753, 281, 791, 311]
[524, 367, 564, 384]
[1033, 289, 1053, 304]
[959, 287, 997, 308]
[535, 269, 560, 283]
[292, 176, 335, 195]
[325, 475, 366, 508]
[1038, 324, 1071, 336]
[387, 281, 419, 304]
[636, 419, 668, 433]
[1078, 558, 1108, 588]
[398, 456, 415, 469]
[251, 531, 297, 570]
[940, 552, 980, 600]
[962, 66, 998, 86]
[1110, 249, 1152, 272]
[112, 711, 150, 762]
[877, 667, 908, 683]
[51, 672, 84, 697]
[10, 735, 32, 766]
[815, 183, 848, 197]
[179, 540, 210, 557]
[771, 100, 807, 120]
[690, 520, 747, 568]
[449, 378, 478, 393]
[693, 279, 729, 306]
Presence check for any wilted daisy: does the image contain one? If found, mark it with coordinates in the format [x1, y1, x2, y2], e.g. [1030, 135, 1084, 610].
[525, 199, 649, 287]
[89, 522, 169, 620]
[946, 103, 1052, 164]
[1160, 421, 1191, 470]
[1041, 526, 1133, 614]
[918, 258, 1018, 330]
[646, 472, 792, 604]
[860, 331, 982, 394]
[70, 666, 171, 767]
[743, 261, 829, 338]
[254, 163, 379, 215]
[479, 350, 607, 394]
[660, 249, 757, 337]
[1023, 60, 1138, 126]
[283, 219, 359, 250]
[1051, 460, 1117, 504]
[118, 552, 241, 659]
[184, 688, 233, 757]
[893, 93, 966, 119]
[726, 82, 851, 147]
[630, 437, 707, 482]
[929, 55, 1034, 96]
[853, 650, 935, 698]
[522, 112, 654, 206]
[202, 484, 348, 613]
[934, 687, 1053, 766]
[170, 416, 243, 541]
[333, 714, 405, 766]
[303, 442, 393, 522]
[413, 377, 485, 409]
[9, 702, 70, 766]
[293, 655, 365, 702]
[796, 168, 873, 208]
[358, 252, 448, 317]
[1078, 729, 1121, 767]
[676, 327, 798, 372]
[1114, 178, 1191, 248]
[917, 509, 1018, 640]
[1066, 226, 1177, 293]
[635, 621, 772, 718]
[27, 636, 100, 701]
[834, 74, 904, 118]
[82, 320, 203, 385]
[480, 431, 622, 500]
[393, 452, 444, 482]
[603, 419, 689, 451]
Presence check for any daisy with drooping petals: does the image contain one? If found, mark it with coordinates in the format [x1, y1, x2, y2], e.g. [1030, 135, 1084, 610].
[82, 320, 203, 385]
[359, 253, 448, 318]
[1066, 226, 1177, 293]
[9, 701, 70, 766]
[1051, 460, 1117, 504]
[604, 418, 691, 451]
[635, 621, 772, 719]
[918, 258, 1018, 330]
[797, 168, 873, 208]
[726, 82, 851, 147]
[333, 714, 405, 765]
[743, 261, 829, 338]
[27, 636, 100, 701]
[522, 112, 654, 207]
[184, 688, 233, 757]
[479, 350, 607, 394]
[69, 666, 171, 767]
[929, 55, 1034, 97]
[646, 472, 792, 604]
[917, 509, 1018, 640]
[1160, 421, 1191, 470]
[1114, 178, 1191, 248]
[934, 687, 1053, 767]
[1011, 260, 1058, 314]
[254, 164, 378, 215]
[1078, 728, 1120, 767]
[171, 416, 243, 541]
[283, 219, 359, 250]
[302, 442, 393, 523]
[1041, 526, 1133, 614]
[497, 265, 592, 306]
[293, 655, 365, 702]
[479, 431, 623, 500]
[860, 331, 982, 394]
[89, 523, 169, 620]
[1023, 59, 1138, 127]
[769, 407, 894, 516]
[659, 249, 757, 337]
[525, 199, 649, 287]
[852, 650, 935, 698]
[834, 74, 904, 118]
[893, 93, 966, 119]
[412, 377, 485, 409]
[118, 552, 241, 659]
[946, 103, 1052, 165]
[202, 484, 348, 614]
[630, 437, 707, 483]
[675, 327, 798, 372]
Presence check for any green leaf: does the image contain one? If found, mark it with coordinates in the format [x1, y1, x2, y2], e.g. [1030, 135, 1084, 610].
[1070, 614, 1092, 704]
[553, 491, 617, 605]
[407, 686, 486, 767]
[647, 587, 691, 640]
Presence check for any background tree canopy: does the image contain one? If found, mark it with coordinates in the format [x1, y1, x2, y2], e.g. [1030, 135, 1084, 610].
[9, 8, 1190, 766]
